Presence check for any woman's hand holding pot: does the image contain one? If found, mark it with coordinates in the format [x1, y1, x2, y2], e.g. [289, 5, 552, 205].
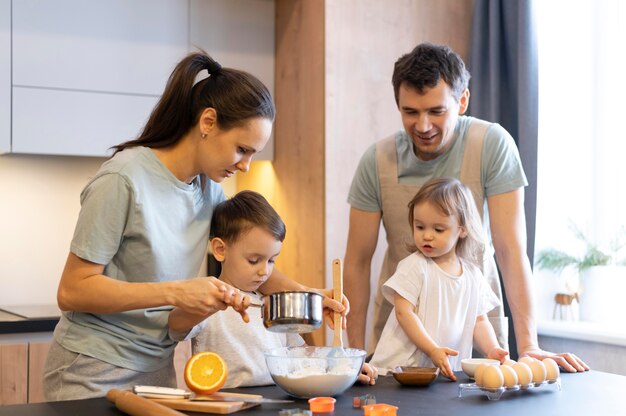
[173, 277, 250, 322]
[167, 278, 252, 336]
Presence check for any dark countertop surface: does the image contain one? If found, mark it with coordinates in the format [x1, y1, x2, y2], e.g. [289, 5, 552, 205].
[1, 370, 624, 415]
[0, 306, 60, 335]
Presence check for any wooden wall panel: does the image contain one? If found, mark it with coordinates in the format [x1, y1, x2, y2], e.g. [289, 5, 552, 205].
[274, 0, 326, 346]
[0, 343, 28, 405]
[272, 0, 325, 289]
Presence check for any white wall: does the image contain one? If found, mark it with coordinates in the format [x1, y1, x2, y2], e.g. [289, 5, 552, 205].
[0, 155, 104, 306]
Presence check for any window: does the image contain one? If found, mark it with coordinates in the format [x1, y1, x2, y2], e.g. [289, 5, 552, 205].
[534, 0, 626, 337]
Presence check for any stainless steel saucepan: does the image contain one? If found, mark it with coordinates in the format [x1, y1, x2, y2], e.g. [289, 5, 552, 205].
[249, 291, 323, 333]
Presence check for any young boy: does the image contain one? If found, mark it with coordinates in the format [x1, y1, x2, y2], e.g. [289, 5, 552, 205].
[168, 190, 377, 387]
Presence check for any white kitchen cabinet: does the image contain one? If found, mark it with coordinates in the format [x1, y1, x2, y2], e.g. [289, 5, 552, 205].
[0, 0, 10, 154]
[12, 0, 189, 156]
[13, 0, 188, 95]
[12, 87, 158, 157]
[7, 0, 276, 158]
[190, 0, 275, 160]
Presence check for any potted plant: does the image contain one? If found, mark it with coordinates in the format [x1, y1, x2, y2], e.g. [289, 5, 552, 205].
[535, 223, 626, 323]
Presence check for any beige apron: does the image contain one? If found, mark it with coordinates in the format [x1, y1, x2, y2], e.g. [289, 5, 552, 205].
[370, 120, 509, 354]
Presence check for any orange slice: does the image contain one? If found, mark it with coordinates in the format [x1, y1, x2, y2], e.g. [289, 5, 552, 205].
[184, 351, 228, 394]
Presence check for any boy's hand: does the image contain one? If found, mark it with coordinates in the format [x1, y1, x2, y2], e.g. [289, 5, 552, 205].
[487, 347, 509, 363]
[312, 288, 350, 330]
[429, 347, 458, 381]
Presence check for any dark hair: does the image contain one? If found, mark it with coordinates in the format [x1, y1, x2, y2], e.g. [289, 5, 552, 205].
[210, 190, 286, 244]
[112, 51, 275, 154]
[392, 43, 470, 104]
[407, 177, 484, 267]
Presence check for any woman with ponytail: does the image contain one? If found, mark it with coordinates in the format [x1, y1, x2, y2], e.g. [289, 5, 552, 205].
[43, 51, 346, 400]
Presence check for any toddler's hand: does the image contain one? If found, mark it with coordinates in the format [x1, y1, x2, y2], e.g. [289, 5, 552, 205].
[487, 347, 509, 363]
[357, 362, 378, 385]
[429, 347, 458, 381]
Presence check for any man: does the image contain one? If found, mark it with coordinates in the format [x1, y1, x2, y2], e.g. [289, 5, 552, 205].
[344, 43, 587, 372]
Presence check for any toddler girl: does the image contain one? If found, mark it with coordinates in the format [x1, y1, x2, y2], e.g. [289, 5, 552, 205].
[370, 178, 508, 380]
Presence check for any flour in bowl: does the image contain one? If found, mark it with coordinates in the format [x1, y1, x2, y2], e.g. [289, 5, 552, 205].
[272, 367, 356, 398]
[264, 346, 366, 398]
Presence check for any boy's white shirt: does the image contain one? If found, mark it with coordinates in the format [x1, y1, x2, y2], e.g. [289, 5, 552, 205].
[370, 253, 500, 375]
[190, 291, 305, 388]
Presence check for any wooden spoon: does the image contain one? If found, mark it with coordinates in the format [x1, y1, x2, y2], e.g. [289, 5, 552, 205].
[328, 258, 346, 357]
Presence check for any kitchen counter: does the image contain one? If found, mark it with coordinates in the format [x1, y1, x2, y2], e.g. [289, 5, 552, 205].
[0, 306, 59, 335]
[0, 370, 623, 415]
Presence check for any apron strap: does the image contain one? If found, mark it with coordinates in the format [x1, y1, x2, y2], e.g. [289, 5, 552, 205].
[459, 119, 490, 219]
[376, 134, 400, 187]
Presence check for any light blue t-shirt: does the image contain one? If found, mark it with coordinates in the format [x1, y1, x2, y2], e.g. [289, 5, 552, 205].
[54, 146, 226, 372]
[348, 116, 528, 211]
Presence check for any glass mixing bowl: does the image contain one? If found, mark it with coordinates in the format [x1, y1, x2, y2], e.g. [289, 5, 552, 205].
[264, 346, 366, 399]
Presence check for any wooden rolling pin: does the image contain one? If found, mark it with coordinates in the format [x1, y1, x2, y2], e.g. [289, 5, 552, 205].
[107, 389, 187, 416]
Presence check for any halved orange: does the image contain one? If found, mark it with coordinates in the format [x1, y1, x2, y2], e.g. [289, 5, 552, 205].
[184, 351, 228, 394]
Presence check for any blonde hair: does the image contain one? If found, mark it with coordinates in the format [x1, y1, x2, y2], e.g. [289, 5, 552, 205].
[407, 177, 484, 267]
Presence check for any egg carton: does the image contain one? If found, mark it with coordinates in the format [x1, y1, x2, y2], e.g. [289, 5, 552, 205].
[458, 378, 561, 401]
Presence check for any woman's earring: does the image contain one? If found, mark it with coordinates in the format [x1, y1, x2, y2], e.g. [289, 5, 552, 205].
[201, 132, 207, 139]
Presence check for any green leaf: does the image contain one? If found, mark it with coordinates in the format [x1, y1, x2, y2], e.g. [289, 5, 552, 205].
[535, 220, 626, 275]
[535, 249, 579, 273]
[578, 247, 612, 271]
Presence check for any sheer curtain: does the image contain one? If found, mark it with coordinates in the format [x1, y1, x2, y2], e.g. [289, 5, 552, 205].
[533, 0, 626, 321]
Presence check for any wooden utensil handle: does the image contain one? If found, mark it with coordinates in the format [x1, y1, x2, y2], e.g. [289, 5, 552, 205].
[332, 258, 344, 347]
[107, 389, 187, 416]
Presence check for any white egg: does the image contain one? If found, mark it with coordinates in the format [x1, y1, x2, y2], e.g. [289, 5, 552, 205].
[474, 363, 491, 385]
[481, 365, 504, 389]
[519, 356, 537, 366]
[542, 358, 560, 382]
[512, 362, 533, 386]
[529, 360, 547, 383]
[500, 364, 519, 388]
[502, 359, 517, 367]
